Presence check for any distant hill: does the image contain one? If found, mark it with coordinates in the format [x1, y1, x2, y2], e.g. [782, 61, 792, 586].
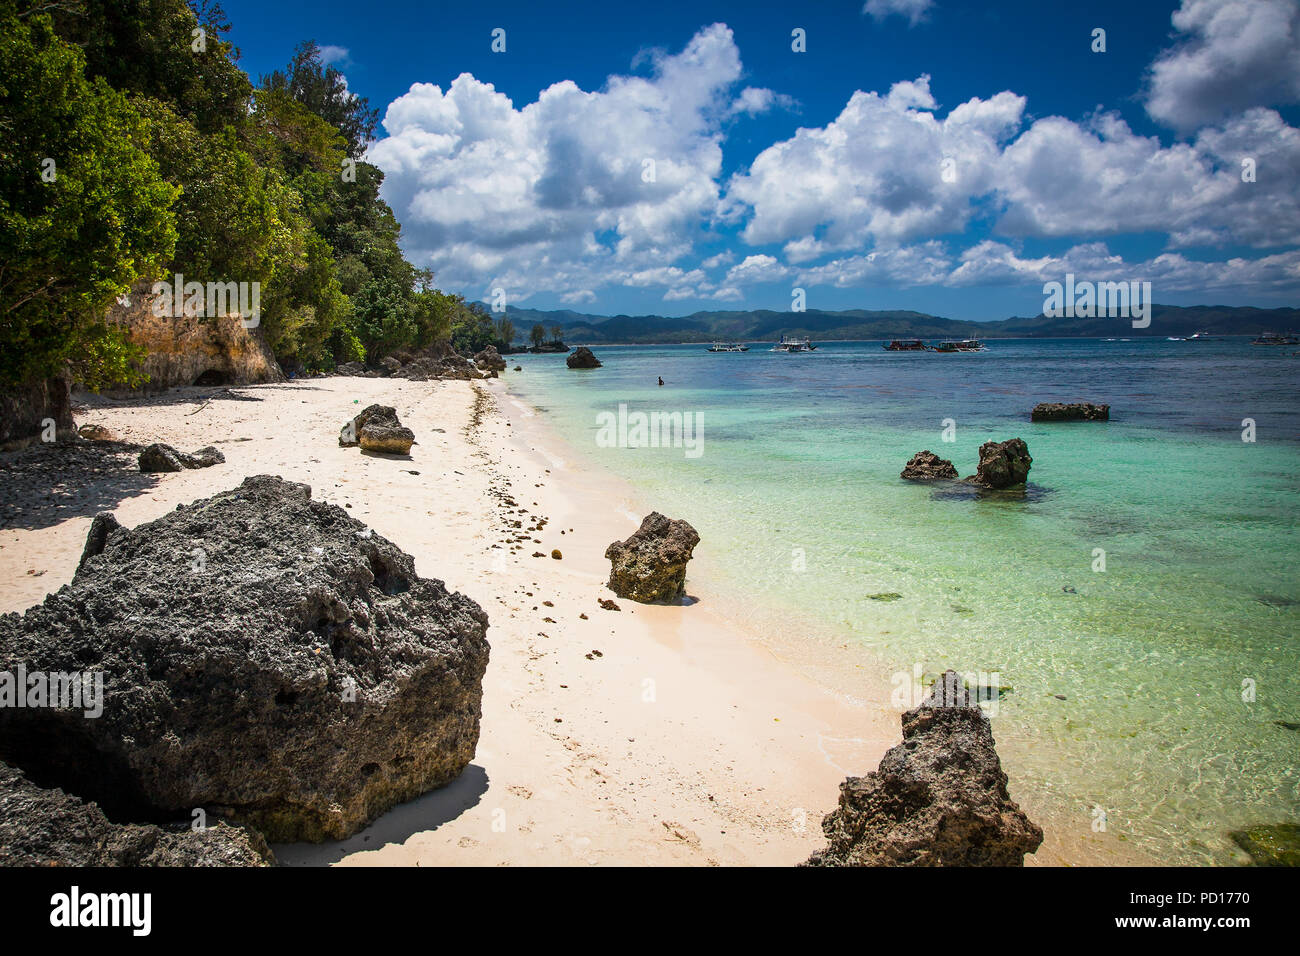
[490, 304, 1300, 344]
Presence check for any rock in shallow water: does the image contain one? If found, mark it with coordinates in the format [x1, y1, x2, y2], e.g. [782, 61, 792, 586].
[967, 437, 1032, 488]
[0, 475, 490, 842]
[605, 512, 700, 604]
[1031, 402, 1110, 422]
[806, 670, 1043, 866]
[566, 346, 602, 369]
[901, 450, 958, 481]
[1230, 823, 1300, 866]
[0, 760, 272, 866]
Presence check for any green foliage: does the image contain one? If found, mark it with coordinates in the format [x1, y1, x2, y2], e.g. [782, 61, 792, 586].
[451, 302, 496, 355]
[0, 9, 178, 386]
[47, 0, 253, 134]
[1, 1, 457, 394]
[530, 324, 546, 349]
[259, 41, 379, 159]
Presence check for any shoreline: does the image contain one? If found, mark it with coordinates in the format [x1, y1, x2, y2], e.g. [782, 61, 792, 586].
[491, 373, 1159, 867]
[0, 373, 1158, 865]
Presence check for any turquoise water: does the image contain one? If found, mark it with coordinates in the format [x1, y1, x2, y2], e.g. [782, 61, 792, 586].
[506, 338, 1299, 865]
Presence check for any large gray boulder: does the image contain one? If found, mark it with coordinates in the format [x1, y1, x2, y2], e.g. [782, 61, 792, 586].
[0, 475, 490, 842]
[967, 438, 1032, 488]
[604, 512, 700, 603]
[0, 761, 272, 867]
[807, 671, 1043, 866]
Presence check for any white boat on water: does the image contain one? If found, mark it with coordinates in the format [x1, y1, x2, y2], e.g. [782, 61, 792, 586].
[771, 335, 816, 352]
[706, 342, 749, 352]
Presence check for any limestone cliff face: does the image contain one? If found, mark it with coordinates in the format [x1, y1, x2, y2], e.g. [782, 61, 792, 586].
[104, 280, 283, 391]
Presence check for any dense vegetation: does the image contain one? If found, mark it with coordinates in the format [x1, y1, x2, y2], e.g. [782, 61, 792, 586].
[0, 0, 504, 391]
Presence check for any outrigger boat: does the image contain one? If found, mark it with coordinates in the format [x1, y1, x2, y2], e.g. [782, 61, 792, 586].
[771, 335, 816, 352]
[954, 339, 986, 351]
[1252, 331, 1300, 345]
[884, 339, 926, 351]
[706, 342, 749, 352]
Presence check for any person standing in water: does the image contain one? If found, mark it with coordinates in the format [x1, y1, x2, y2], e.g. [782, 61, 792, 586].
[658, 376, 664, 386]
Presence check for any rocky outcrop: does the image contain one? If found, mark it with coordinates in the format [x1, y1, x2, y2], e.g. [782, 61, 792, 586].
[604, 512, 700, 603]
[901, 450, 958, 481]
[339, 404, 415, 455]
[0, 377, 74, 450]
[138, 443, 225, 472]
[1031, 402, 1110, 422]
[0, 475, 491, 842]
[0, 761, 272, 867]
[566, 346, 602, 369]
[102, 280, 283, 392]
[806, 670, 1043, 867]
[967, 438, 1032, 488]
[474, 346, 507, 372]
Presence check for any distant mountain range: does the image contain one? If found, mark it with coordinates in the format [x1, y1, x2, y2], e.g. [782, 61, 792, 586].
[490, 304, 1300, 344]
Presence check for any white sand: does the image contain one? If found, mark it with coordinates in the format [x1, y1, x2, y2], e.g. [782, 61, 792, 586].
[0, 375, 1144, 865]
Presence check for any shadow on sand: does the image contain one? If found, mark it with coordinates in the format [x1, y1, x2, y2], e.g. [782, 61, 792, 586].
[0, 441, 159, 532]
[269, 764, 490, 867]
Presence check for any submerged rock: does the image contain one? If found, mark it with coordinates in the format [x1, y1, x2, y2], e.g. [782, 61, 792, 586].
[967, 438, 1032, 488]
[901, 450, 958, 481]
[0, 475, 490, 842]
[605, 513, 700, 603]
[138, 442, 225, 472]
[566, 346, 602, 369]
[1230, 823, 1300, 866]
[1031, 402, 1110, 422]
[339, 404, 415, 455]
[0, 761, 272, 867]
[806, 670, 1043, 866]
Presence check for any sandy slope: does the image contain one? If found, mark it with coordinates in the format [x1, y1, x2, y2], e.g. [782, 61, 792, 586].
[0, 376, 909, 866]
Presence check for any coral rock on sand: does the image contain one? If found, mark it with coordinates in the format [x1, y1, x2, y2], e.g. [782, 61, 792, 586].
[604, 512, 700, 603]
[566, 346, 602, 369]
[0, 761, 272, 867]
[138, 442, 225, 472]
[77, 423, 117, 442]
[806, 670, 1043, 866]
[474, 345, 507, 372]
[1031, 402, 1110, 422]
[967, 438, 1032, 488]
[339, 403, 415, 455]
[0, 475, 490, 842]
[901, 450, 958, 481]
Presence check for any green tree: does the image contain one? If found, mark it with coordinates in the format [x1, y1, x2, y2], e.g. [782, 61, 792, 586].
[494, 315, 515, 350]
[0, 9, 178, 387]
[259, 40, 379, 159]
[549, 324, 563, 345]
[530, 324, 545, 350]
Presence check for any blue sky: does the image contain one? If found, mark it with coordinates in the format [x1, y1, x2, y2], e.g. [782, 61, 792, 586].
[221, 0, 1300, 321]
